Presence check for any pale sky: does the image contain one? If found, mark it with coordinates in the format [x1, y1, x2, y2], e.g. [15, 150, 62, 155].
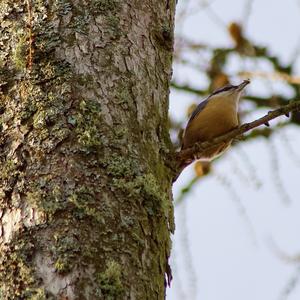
[167, 1, 300, 299]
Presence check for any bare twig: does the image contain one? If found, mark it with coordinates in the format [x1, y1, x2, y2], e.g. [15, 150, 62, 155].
[279, 130, 300, 167]
[235, 146, 262, 188]
[174, 100, 300, 178]
[213, 171, 257, 244]
[177, 202, 198, 300]
[279, 266, 300, 300]
[174, 176, 200, 206]
[268, 139, 291, 205]
[171, 81, 207, 96]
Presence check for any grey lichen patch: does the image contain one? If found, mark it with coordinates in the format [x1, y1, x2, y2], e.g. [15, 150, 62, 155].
[49, 123, 70, 143]
[68, 186, 103, 222]
[60, 0, 120, 36]
[76, 74, 94, 87]
[38, 61, 72, 83]
[103, 151, 170, 220]
[26, 288, 48, 300]
[0, 159, 18, 181]
[92, 0, 122, 41]
[75, 99, 104, 151]
[96, 260, 124, 300]
[105, 15, 121, 41]
[33, 109, 53, 130]
[70, 13, 90, 34]
[16, 81, 42, 123]
[55, 0, 73, 16]
[0, 3, 26, 69]
[10, 66, 72, 151]
[0, 0, 61, 74]
[113, 126, 128, 141]
[91, 0, 121, 14]
[140, 173, 168, 209]
[34, 24, 61, 56]
[37, 63, 58, 83]
[106, 154, 139, 178]
[52, 235, 81, 274]
[115, 80, 134, 107]
[19, 101, 38, 124]
[26, 185, 67, 218]
[113, 173, 169, 217]
[0, 159, 22, 206]
[0, 68, 16, 96]
[116, 88, 130, 105]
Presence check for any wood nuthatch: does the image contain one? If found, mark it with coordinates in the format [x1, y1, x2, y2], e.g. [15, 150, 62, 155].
[182, 79, 250, 160]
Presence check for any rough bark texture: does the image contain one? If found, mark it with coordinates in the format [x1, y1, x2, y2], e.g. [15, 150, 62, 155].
[0, 0, 176, 299]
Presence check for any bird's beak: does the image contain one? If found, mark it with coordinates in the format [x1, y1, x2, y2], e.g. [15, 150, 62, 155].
[236, 79, 250, 91]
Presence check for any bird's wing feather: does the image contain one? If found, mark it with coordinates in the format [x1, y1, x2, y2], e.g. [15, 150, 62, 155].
[187, 84, 235, 125]
[187, 98, 209, 125]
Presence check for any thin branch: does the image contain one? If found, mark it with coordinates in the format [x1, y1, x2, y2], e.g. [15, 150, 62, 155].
[171, 82, 207, 96]
[279, 129, 300, 167]
[174, 100, 300, 179]
[234, 146, 262, 188]
[244, 95, 288, 107]
[279, 266, 300, 300]
[268, 139, 291, 205]
[240, 121, 289, 142]
[174, 176, 200, 206]
[213, 171, 257, 245]
[177, 202, 198, 300]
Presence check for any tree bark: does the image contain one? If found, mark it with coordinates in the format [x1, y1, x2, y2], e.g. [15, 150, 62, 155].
[0, 0, 176, 299]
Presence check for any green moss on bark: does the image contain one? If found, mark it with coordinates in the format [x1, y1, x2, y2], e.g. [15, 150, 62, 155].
[91, 0, 120, 14]
[69, 186, 104, 222]
[75, 100, 104, 151]
[12, 33, 28, 70]
[96, 260, 124, 300]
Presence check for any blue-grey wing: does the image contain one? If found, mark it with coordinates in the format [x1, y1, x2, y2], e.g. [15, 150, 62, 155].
[187, 84, 234, 125]
[187, 98, 209, 125]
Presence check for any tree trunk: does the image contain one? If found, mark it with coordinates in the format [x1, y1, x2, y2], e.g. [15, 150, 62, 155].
[0, 0, 176, 299]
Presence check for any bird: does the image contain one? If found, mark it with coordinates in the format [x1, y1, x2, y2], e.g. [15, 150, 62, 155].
[181, 79, 250, 162]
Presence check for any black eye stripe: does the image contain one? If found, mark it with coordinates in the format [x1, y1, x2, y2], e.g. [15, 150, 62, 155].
[211, 85, 236, 96]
